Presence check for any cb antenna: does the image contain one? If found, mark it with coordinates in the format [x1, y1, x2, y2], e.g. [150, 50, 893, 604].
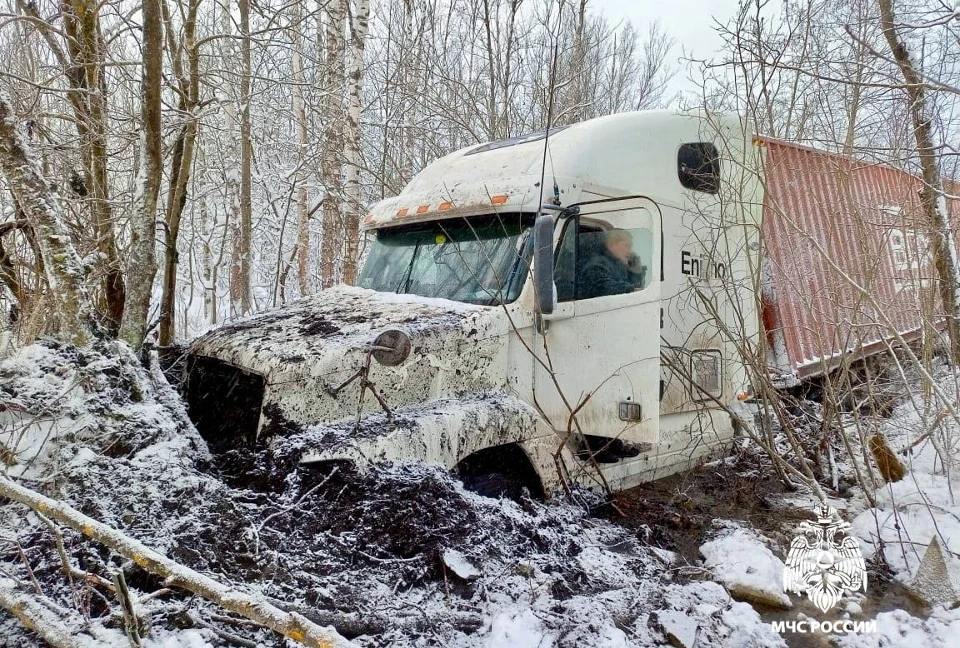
[537, 1, 562, 211]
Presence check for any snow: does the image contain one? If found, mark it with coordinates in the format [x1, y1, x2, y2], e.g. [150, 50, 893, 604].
[655, 608, 699, 648]
[835, 606, 960, 648]
[486, 609, 554, 648]
[754, 355, 960, 647]
[442, 548, 480, 580]
[363, 287, 484, 312]
[700, 522, 792, 609]
[847, 373, 960, 588]
[143, 629, 215, 648]
[0, 340, 782, 648]
[7, 338, 960, 647]
[576, 544, 641, 589]
[637, 580, 787, 648]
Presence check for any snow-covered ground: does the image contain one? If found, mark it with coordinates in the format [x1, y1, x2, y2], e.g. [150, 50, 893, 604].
[0, 340, 784, 648]
[838, 367, 960, 648]
[1, 340, 958, 647]
[760, 359, 960, 648]
[700, 522, 793, 610]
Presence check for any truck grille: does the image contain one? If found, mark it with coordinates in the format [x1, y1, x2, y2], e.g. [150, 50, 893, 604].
[185, 355, 265, 453]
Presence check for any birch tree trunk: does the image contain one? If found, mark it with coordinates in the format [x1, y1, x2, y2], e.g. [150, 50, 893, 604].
[320, 0, 346, 288]
[238, 0, 253, 312]
[481, 0, 499, 139]
[341, 0, 370, 285]
[568, 0, 589, 124]
[398, 0, 414, 183]
[0, 95, 94, 345]
[198, 147, 217, 325]
[0, 582, 103, 648]
[291, 1, 311, 295]
[118, 0, 163, 350]
[878, 0, 960, 364]
[217, 1, 241, 320]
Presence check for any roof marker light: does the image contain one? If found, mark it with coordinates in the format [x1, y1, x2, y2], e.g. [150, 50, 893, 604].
[491, 194, 508, 205]
[438, 201, 453, 211]
[396, 208, 409, 217]
[416, 204, 430, 214]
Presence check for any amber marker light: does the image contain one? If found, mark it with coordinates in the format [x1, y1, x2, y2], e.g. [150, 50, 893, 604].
[416, 204, 430, 214]
[396, 208, 409, 217]
[490, 194, 508, 205]
[438, 201, 453, 211]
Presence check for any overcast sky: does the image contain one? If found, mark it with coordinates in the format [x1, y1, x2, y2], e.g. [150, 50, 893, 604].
[592, 0, 744, 100]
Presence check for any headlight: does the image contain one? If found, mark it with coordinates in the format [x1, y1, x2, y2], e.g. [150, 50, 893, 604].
[371, 329, 411, 366]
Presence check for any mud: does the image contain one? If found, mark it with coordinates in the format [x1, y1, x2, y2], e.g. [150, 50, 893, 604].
[600, 445, 928, 648]
[198, 440, 584, 591]
[299, 314, 342, 337]
[599, 446, 790, 565]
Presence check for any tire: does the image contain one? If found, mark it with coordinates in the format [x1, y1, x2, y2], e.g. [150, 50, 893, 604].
[461, 471, 528, 501]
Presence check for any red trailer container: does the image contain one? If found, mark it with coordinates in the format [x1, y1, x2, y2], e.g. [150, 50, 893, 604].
[758, 137, 960, 381]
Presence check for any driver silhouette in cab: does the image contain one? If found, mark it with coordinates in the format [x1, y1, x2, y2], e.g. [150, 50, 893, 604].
[578, 229, 647, 299]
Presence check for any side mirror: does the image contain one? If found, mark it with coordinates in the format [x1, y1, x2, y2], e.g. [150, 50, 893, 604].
[533, 212, 556, 315]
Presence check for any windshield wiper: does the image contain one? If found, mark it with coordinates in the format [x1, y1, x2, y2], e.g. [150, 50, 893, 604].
[396, 240, 420, 293]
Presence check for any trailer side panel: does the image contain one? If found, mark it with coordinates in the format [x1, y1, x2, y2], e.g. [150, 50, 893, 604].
[760, 138, 960, 379]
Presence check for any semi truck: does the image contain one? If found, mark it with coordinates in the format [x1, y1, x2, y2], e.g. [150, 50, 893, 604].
[184, 110, 953, 496]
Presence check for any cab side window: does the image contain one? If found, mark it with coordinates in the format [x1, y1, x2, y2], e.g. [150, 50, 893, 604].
[554, 220, 577, 302]
[555, 217, 653, 301]
[678, 142, 720, 194]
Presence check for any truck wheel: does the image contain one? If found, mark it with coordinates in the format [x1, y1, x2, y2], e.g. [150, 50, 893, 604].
[461, 471, 527, 501]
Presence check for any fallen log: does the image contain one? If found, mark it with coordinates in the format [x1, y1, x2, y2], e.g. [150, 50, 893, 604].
[0, 579, 103, 648]
[0, 475, 355, 648]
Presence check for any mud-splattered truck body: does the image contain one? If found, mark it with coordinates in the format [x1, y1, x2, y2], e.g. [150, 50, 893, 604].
[186, 110, 765, 495]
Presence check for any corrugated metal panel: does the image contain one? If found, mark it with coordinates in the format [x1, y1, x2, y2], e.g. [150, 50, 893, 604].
[759, 137, 959, 379]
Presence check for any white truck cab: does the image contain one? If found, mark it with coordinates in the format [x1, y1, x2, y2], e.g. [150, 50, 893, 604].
[186, 110, 762, 496]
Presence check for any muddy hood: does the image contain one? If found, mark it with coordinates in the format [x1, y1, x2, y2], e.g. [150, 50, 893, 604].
[189, 285, 518, 430]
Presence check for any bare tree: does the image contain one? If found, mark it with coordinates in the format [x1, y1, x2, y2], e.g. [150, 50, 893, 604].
[878, 0, 960, 364]
[158, 0, 203, 345]
[292, 0, 312, 295]
[0, 0, 678, 340]
[342, 0, 371, 285]
[237, 0, 253, 314]
[0, 95, 94, 345]
[119, 0, 164, 349]
[320, 0, 347, 288]
[61, 0, 125, 331]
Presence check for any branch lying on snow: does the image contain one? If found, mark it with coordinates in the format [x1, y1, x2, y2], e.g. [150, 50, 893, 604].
[265, 596, 484, 637]
[0, 578, 102, 648]
[0, 475, 357, 648]
[36, 511, 115, 594]
[186, 611, 259, 648]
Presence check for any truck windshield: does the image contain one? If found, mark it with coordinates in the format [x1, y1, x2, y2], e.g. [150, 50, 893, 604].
[358, 214, 533, 305]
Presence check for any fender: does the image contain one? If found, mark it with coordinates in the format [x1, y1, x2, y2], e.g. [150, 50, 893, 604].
[275, 393, 566, 494]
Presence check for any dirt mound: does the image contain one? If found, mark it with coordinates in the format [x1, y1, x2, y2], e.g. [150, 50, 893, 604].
[0, 341, 784, 647]
[0, 339, 206, 477]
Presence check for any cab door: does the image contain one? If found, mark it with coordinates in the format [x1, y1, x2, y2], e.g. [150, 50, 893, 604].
[532, 196, 661, 448]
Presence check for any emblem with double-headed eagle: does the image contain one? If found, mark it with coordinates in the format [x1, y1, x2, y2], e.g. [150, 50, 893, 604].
[783, 504, 867, 613]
